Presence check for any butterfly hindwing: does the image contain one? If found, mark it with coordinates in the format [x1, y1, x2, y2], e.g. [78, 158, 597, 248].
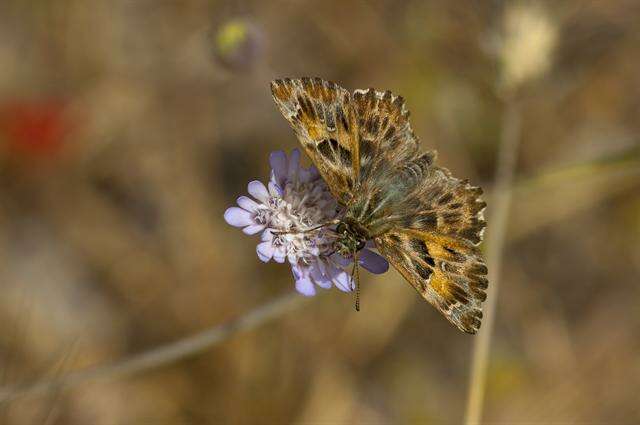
[270, 78, 358, 204]
[375, 229, 487, 334]
[401, 167, 487, 245]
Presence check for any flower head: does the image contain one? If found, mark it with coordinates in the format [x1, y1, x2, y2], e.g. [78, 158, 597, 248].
[224, 149, 388, 296]
[500, 2, 558, 90]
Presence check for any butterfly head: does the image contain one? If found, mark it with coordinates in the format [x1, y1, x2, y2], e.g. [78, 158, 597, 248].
[334, 219, 367, 258]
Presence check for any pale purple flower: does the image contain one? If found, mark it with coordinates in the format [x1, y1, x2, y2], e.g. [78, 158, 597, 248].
[224, 149, 388, 296]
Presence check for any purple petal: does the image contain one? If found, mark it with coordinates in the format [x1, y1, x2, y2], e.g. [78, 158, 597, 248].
[224, 207, 253, 227]
[307, 165, 320, 180]
[331, 254, 352, 268]
[359, 249, 389, 274]
[332, 268, 353, 292]
[273, 247, 286, 263]
[268, 181, 283, 197]
[292, 264, 316, 296]
[295, 277, 316, 296]
[256, 241, 274, 262]
[310, 265, 332, 289]
[247, 180, 270, 203]
[287, 149, 301, 181]
[237, 196, 259, 212]
[261, 229, 274, 241]
[298, 166, 315, 183]
[242, 224, 266, 235]
[291, 264, 304, 280]
[269, 150, 287, 187]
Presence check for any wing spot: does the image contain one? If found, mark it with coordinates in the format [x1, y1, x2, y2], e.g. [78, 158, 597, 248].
[443, 246, 465, 262]
[438, 193, 454, 205]
[409, 239, 436, 267]
[410, 212, 437, 229]
[337, 106, 349, 131]
[414, 261, 433, 280]
[469, 263, 488, 276]
[449, 285, 469, 304]
[384, 125, 396, 140]
[443, 212, 462, 225]
[316, 138, 351, 167]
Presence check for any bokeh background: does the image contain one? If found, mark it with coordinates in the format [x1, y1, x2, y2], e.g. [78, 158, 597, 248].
[1, 1, 639, 423]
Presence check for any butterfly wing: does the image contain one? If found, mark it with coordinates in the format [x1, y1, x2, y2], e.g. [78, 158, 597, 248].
[375, 226, 487, 334]
[371, 172, 487, 333]
[270, 78, 359, 204]
[270, 79, 422, 204]
[346, 87, 488, 333]
[350, 87, 421, 177]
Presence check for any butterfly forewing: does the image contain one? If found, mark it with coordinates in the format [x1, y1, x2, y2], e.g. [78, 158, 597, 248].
[270, 77, 488, 334]
[351, 88, 420, 180]
[270, 78, 358, 204]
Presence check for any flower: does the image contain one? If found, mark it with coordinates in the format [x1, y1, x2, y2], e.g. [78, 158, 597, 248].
[224, 149, 388, 296]
[213, 19, 264, 72]
[500, 2, 558, 90]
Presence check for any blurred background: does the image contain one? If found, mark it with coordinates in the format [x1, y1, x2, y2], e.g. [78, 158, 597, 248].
[1, 0, 639, 423]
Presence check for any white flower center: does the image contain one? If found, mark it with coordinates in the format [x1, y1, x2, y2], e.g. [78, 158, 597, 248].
[265, 179, 339, 263]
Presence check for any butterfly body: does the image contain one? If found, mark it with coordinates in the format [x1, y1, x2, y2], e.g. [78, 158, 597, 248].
[271, 77, 488, 334]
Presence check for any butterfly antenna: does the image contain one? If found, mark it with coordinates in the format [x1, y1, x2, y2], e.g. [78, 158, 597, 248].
[272, 219, 340, 236]
[352, 250, 361, 312]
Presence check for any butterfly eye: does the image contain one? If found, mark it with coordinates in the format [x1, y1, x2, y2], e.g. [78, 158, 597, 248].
[356, 239, 366, 251]
[336, 222, 347, 234]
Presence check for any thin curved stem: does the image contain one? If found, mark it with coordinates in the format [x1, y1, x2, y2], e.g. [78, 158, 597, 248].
[464, 99, 522, 425]
[0, 292, 306, 405]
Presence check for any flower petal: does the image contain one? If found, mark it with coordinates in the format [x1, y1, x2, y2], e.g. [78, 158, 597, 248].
[292, 264, 316, 296]
[256, 241, 274, 262]
[273, 247, 286, 263]
[287, 149, 301, 181]
[261, 229, 274, 241]
[332, 268, 353, 292]
[237, 196, 259, 212]
[298, 166, 317, 183]
[308, 165, 320, 180]
[247, 180, 270, 203]
[331, 254, 352, 268]
[359, 249, 389, 274]
[295, 277, 316, 296]
[268, 181, 283, 197]
[243, 224, 265, 235]
[310, 264, 332, 289]
[224, 207, 253, 227]
[269, 150, 288, 187]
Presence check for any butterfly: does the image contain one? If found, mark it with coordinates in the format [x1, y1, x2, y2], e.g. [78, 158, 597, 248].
[270, 77, 487, 334]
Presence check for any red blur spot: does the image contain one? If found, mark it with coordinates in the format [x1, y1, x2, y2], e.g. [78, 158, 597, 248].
[0, 100, 73, 158]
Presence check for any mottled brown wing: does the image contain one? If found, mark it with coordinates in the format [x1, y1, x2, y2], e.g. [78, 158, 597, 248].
[375, 228, 488, 334]
[397, 166, 487, 245]
[372, 170, 488, 333]
[350, 88, 420, 178]
[270, 77, 358, 204]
